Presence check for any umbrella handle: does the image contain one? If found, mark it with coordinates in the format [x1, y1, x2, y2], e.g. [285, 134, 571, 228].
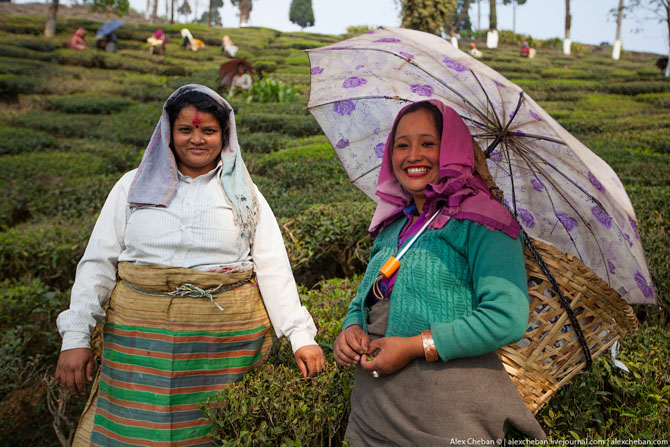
[379, 256, 401, 279]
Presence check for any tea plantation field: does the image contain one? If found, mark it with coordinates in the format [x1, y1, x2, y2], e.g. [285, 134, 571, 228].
[0, 12, 668, 446]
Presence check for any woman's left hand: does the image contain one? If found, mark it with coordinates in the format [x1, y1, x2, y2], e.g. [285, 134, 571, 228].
[359, 335, 423, 377]
[294, 345, 326, 378]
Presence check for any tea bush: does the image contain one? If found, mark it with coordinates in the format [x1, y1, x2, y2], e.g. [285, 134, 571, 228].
[605, 80, 670, 96]
[281, 201, 375, 278]
[26, 174, 119, 222]
[238, 77, 301, 103]
[0, 278, 66, 400]
[0, 43, 57, 62]
[0, 217, 94, 288]
[634, 92, 670, 108]
[11, 110, 100, 138]
[0, 125, 56, 155]
[204, 276, 359, 446]
[538, 324, 670, 439]
[250, 141, 364, 218]
[252, 60, 278, 74]
[0, 151, 111, 182]
[0, 73, 38, 100]
[45, 94, 134, 114]
[237, 112, 320, 136]
[238, 131, 291, 153]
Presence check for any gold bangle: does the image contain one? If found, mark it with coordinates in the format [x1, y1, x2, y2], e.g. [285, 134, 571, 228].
[421, 330, 439, 362]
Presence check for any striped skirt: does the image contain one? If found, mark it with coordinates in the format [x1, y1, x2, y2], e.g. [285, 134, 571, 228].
[73, 262, 274, 447]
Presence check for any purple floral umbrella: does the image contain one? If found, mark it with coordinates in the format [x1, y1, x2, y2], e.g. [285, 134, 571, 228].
[306, 26, 656, 306]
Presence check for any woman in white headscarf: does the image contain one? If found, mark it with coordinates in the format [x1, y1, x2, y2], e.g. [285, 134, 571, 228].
[55, 84, 324, 447]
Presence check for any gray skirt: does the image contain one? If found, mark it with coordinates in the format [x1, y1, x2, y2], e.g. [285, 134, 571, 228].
[345, 300, 546, 446]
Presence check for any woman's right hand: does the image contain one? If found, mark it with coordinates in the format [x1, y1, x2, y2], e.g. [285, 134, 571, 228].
[333, 325, 370, 367]
[55, 348, 94, 397]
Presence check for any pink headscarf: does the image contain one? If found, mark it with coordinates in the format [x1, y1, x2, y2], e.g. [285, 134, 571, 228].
[369, 99, 521, 239]
[153, 29, 166, 49]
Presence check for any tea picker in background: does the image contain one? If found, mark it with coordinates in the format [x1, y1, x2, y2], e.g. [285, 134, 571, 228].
[333, 100, 546, 445]
[181, 28, 205, 51]
[70, 27, 87, 50]
[231, 63, 253, 91]
[469, 41, 482, 58]
[95, 20, 123, 53]
[55, 84, 324, 446]
[520, 38, 536, 58]
[147, 28, 167, 55]
[222, 34, 239, 57]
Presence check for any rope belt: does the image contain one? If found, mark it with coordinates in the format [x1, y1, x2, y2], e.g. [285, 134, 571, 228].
[122, 277, 253, 312]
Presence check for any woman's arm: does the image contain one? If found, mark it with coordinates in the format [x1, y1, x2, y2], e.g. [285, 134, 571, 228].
[430, 221, 530, 362]
[55, 171, 133, 394]
[251, 190, 324, 376]
[56, 172, 132, 350]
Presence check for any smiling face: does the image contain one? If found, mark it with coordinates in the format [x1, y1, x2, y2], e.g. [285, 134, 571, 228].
[391, 108, 442, 212]
[171, 105, 223, 178]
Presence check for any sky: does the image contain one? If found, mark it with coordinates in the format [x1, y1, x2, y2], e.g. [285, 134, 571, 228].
[62, 0, 670, 55]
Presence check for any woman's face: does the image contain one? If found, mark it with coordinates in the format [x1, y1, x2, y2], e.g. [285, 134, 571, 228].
[391, 108, 441, 205]
[172, 105, 223, 178]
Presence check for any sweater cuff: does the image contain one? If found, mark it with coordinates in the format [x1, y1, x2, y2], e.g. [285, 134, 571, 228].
[61, 331, 91, 352]
[342, 313, 364, 331]
[288, 330, 317, 354]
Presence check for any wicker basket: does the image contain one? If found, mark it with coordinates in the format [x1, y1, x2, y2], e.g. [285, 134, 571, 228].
[472, 141, 639, 414]
[497, 240, 638, 414]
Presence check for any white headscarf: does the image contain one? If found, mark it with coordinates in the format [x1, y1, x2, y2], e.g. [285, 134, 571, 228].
[127, 84, 259, 243]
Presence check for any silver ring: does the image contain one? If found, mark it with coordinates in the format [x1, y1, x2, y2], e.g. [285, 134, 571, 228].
[372, 370, 380, 378]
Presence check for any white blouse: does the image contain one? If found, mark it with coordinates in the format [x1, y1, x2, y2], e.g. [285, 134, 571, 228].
[56, 166, 318, 353]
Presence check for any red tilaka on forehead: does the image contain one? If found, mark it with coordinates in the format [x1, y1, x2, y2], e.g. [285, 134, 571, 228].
[192, 110, 203, 128]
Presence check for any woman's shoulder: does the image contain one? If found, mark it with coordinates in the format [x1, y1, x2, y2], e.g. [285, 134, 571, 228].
[116, 169, 138, 188]
[107, 169, 138, 198]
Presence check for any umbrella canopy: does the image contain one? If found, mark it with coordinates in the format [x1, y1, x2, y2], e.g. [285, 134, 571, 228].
[218, 59, 256, 88]
[306, 26, 657, 306]
[96, 20, 125, 37]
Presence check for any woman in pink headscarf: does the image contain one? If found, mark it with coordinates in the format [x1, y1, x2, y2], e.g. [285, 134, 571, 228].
[147, 28, 167, 54]
[70, 28, 87, 50]
[333, 100, 546, 445]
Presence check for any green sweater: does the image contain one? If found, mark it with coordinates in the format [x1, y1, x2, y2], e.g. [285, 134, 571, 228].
[342, 217, 530, 362]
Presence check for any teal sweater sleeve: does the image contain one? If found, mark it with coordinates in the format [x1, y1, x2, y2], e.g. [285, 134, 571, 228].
[431, 222, 530, 362]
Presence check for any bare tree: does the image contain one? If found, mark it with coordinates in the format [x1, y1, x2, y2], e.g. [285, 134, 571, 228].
[625, 0, 670, 76]
[239, 0, 252, 26]
[145, 0, 152, 20]
[172, 0, 175, 23]
[45, 0, 59, 37]
[152, 0, 159, 23]
[43, 374, 75, 447]
[564, 0, 571, 55]
[613, 0, 625, 59]
[487, 0, 498, 48]
[488, 0, 497, 29]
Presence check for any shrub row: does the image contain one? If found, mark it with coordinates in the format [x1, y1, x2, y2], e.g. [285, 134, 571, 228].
[11, 103, 161, 147]
[238, 131, 292, 154]
[236, 112, 321, 137]
[204, 276, 359, 446]
[280, 201, 375, 280]
[537, 324, 670, 439]
[0, 216, 94, 288]
[0, 125, 56, 155]
[45, 94, 135, 114]
[0, 73, 39, 99]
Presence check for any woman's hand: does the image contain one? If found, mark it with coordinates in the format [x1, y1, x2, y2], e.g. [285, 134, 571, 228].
[359, 335, 424, 377]
[294, 345, 325, 378]
[55, 348, 94, 397]
[333, 325, 370, 367]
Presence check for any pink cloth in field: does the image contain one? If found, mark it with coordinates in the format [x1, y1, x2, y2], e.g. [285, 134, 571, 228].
[369, 99, 520, 239]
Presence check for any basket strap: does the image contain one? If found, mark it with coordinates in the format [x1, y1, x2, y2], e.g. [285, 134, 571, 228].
[475, 136, 594, 370]
[518, 222, 593, 370]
